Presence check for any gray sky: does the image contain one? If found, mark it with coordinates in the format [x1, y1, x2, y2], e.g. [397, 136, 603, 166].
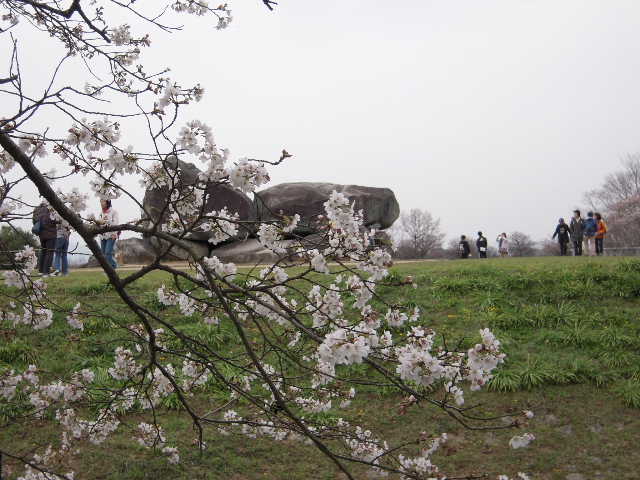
[10, 0, 640, 245]
[165, 0, 640, 242]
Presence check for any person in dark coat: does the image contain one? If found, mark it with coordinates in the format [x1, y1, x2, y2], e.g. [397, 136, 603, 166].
[569, 210, 584, 256]
[35, 205, 57, 275]
[32, 200, 49, 271]
[552, 218, 571, 256]
[476, 231, 488, 258]
[458, 235, 471, 259]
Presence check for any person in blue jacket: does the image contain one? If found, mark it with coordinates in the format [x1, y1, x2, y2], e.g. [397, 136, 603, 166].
[552, 218, 571, 256]
[583, 211, 598, 256]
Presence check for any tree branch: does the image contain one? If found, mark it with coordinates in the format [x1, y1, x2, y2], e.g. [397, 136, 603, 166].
[0, 75, 17, 84]
[262, 0, 278, 11]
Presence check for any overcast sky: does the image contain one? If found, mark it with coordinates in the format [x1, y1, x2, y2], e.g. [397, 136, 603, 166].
[166, 0, 640, 242]
[10, 0, 640, 246]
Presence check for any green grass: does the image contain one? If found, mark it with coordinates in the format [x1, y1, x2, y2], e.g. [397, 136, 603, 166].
[375, 257, 640, 405]
[1, 256, 640, 479]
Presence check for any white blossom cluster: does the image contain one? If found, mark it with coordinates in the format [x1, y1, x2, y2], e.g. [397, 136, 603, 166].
[66, 303, 85, 330]
[17, 135, 47, 159]
[110, 24, 133, 46]
[108, 347, 141, 381]
[0, 349, 206, 474]
[199, 255, 238, 280]
[397, 433, 447, 479]
[2, 247, 56, 330]
[201, 207, 239, 245]
[58, 187, 89, 213]
[0, 197, 19, 217]
[344, 425, 389, 476]
[66, 118, 121, 152]
[103, 146, 138, 175]
[257, 223, 287, 254]
[395, 327, 451, 387]
[137, 422, 166, 447]
[466, 328, 507, 391]
[0, 146, 16, 174]
[306, 283, 343, 328]
[229, 158, 270, 193]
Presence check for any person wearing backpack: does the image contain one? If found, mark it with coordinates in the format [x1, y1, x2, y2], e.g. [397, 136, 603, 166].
[552, 218, 571, 256]
[458, 235, 471, 259]
[583, 211, 597, 256]
[595, 212, 607, 256]
[35, 204, 58, 276]
[569, 210, 584, 256]
[476, 231, 488, 258]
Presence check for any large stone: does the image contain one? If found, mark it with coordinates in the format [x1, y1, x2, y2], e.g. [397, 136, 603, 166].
[82, 237, 159, 267]
[82, 236, 208, 267]
[148, 237, 210, 262]
[142, 157, 255, 242]
[116, 238, 158, 265]
[253, 182, 400, 235]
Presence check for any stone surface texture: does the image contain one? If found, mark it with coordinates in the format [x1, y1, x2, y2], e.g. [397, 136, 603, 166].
[254, 182, 400, 234]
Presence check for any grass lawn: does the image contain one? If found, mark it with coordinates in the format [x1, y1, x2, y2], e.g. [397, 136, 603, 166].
[1, 256, 640, 479]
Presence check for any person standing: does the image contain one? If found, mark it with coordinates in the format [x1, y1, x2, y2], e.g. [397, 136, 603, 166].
[552, 218, 571, 256]
[595, 212, 607, 256]
[569, 210, 584, 256]
[51, 219, 71, 276]
[32, 200, 48, 271]
[35, 204, 57, 276]
[497, 232, 509, 257]
[458, 235, 471, 259]
[476, 231, 488, 258]
[583, 211, 597, 256]
[98, 199, 120, 269]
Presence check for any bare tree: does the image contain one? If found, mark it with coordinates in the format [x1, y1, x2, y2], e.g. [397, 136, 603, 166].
[397, 208, 444, 258]
[600, 194, 640, 250]
[537, 239, 560, 257]
[583, 156, 640, 249]
[585, 154, 640, 210]
[508, 232, 536, 257]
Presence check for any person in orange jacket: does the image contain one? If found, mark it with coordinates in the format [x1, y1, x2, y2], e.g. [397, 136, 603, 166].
[595, 212, 607, 256]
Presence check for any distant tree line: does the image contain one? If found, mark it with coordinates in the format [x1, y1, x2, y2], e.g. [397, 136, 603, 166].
[584, 155, 640, 252]
[392, 209, 540, 259]
[393, 209, 446, 259]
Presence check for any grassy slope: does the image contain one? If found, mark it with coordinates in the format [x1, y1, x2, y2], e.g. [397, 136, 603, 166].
[1, 257, 640, 479]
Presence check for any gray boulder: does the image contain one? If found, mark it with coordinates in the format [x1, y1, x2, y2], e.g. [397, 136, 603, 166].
[253, 182, 400, 235]
[117, 238, 158, 265]
[147, 237, 210, 262]
[83, 237, 158, 267]
[211, 239, 280, 265]
[142, 157, 255, 242]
